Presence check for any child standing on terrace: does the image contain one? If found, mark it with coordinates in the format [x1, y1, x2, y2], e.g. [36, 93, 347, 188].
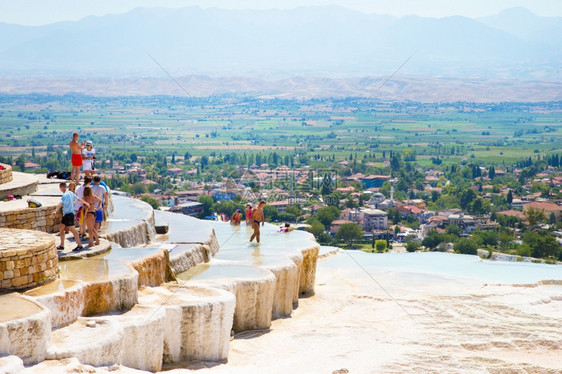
[249, 201, 266, 244]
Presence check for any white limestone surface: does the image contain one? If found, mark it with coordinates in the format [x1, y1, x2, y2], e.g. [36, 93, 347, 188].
[114, 305, 167, 372]
[165, 243, 212, 274]
[0, 355, 24, 374]
[265, 258, 299, 318]
[212, 255, 299, 319]
[23, 357, 147, 374]
[177, 264, 276, 332]
[0, 294, 51, 365]
[47, 318, 124, 367]
[102, 220, 152, 248]
[298, 244, 320, 296]
[138, 284, 235, 363]
[181, 252, 562, 374]
[59, 258, 138, 316]
[24, 279, 85, 328]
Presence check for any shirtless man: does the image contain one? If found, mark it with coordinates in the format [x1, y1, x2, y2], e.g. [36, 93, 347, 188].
[249, 201, 266, 244]
[69, 133, 85, 185]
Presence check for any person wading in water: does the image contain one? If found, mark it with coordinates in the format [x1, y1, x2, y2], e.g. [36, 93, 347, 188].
[249, 201, 266, 244]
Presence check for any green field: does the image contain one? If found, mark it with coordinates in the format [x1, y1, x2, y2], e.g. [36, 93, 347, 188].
[1, 95, 561, 169]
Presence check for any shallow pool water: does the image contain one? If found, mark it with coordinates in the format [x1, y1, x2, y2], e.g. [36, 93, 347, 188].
[59, 259, 133, 282]
[176, 263, 270, 281]
[210, 221, 316, 255]
[214, 250, 294, 267]
[24, 279, 82, 297]
[110, 196, 153, 220]
[101, 219, 142, 233]
[321, 249, 562, 284]
[154, 210, 213, 243]
[103, 247, 162, 262]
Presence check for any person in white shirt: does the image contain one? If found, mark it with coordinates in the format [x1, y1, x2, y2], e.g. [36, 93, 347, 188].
[82, 140, 96, 178]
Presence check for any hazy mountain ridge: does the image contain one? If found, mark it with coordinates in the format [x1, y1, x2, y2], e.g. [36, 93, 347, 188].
[1, 75, 560, 102]
[0, 6, 560, 80]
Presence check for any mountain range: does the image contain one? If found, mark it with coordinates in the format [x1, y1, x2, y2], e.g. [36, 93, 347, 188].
[0, 6, 560, 80]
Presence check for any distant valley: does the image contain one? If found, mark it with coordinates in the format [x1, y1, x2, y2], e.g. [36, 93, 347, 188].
[1, 75, 561, 102]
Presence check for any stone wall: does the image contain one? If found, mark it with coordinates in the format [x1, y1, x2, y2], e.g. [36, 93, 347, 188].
[0, 228, 59, 290]
[0, 206, 61, 233]
[0, 164, 13, 185]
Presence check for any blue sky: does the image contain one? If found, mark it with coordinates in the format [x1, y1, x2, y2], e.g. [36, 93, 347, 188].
[0, 0, 560, 25]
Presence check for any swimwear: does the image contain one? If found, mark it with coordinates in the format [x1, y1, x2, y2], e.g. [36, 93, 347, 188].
[95, 209, 103, 223]
[87, 211, 96, 217]
[61, 213, 75, 227]
[71, 153, 83, 167]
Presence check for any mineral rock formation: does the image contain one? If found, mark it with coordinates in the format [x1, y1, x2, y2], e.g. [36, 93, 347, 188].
[24, 279, 86, 328]
[0, 294, 51, 365]
[138, 284, 235, 363]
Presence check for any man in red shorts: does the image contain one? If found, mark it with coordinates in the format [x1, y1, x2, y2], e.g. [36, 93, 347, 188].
[69, 132, 85, 185]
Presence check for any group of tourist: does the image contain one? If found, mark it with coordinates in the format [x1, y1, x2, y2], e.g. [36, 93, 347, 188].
[51, 133, 107, 252]
[53, 176, 109, 251]
[230, 201, 266, 243]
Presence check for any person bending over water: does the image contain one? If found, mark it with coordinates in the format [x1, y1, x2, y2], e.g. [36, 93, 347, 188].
[230, 209, 242, 225]
[249, 201, 266, 243]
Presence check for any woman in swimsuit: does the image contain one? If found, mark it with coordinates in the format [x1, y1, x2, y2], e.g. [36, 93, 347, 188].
[245, 204, 253, 226]
[82, 186, 102, 247]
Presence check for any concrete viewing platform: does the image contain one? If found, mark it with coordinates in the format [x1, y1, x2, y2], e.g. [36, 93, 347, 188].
[0, 179, 62, 233]
[0, 170, 39, 200]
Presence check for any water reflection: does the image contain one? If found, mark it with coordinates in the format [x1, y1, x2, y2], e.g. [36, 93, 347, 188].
[24, 279, 81, 297]
[0, 293, 43, 322]
[176, 263, 269, 281]
[59, 259, 132, 282]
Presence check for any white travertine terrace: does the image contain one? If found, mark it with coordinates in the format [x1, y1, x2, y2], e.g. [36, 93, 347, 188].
[0, 355, 24, 373]
[113, 305, 168, 372]
[100, 195, 155, 248]
[138, 284, 236, 363]
[176, 264, 276, 332]
[101, 220, 153, 248]
[0, 193, 319, 371]
[213, 253, 299, 318]
[58, 259, 138, 315]
[0, 293, 51, 365]
[298, 245, 320, 295]
[24, 279, 86, 329]
[166, 243, 215, 274]
[47, 318, 124, 366]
